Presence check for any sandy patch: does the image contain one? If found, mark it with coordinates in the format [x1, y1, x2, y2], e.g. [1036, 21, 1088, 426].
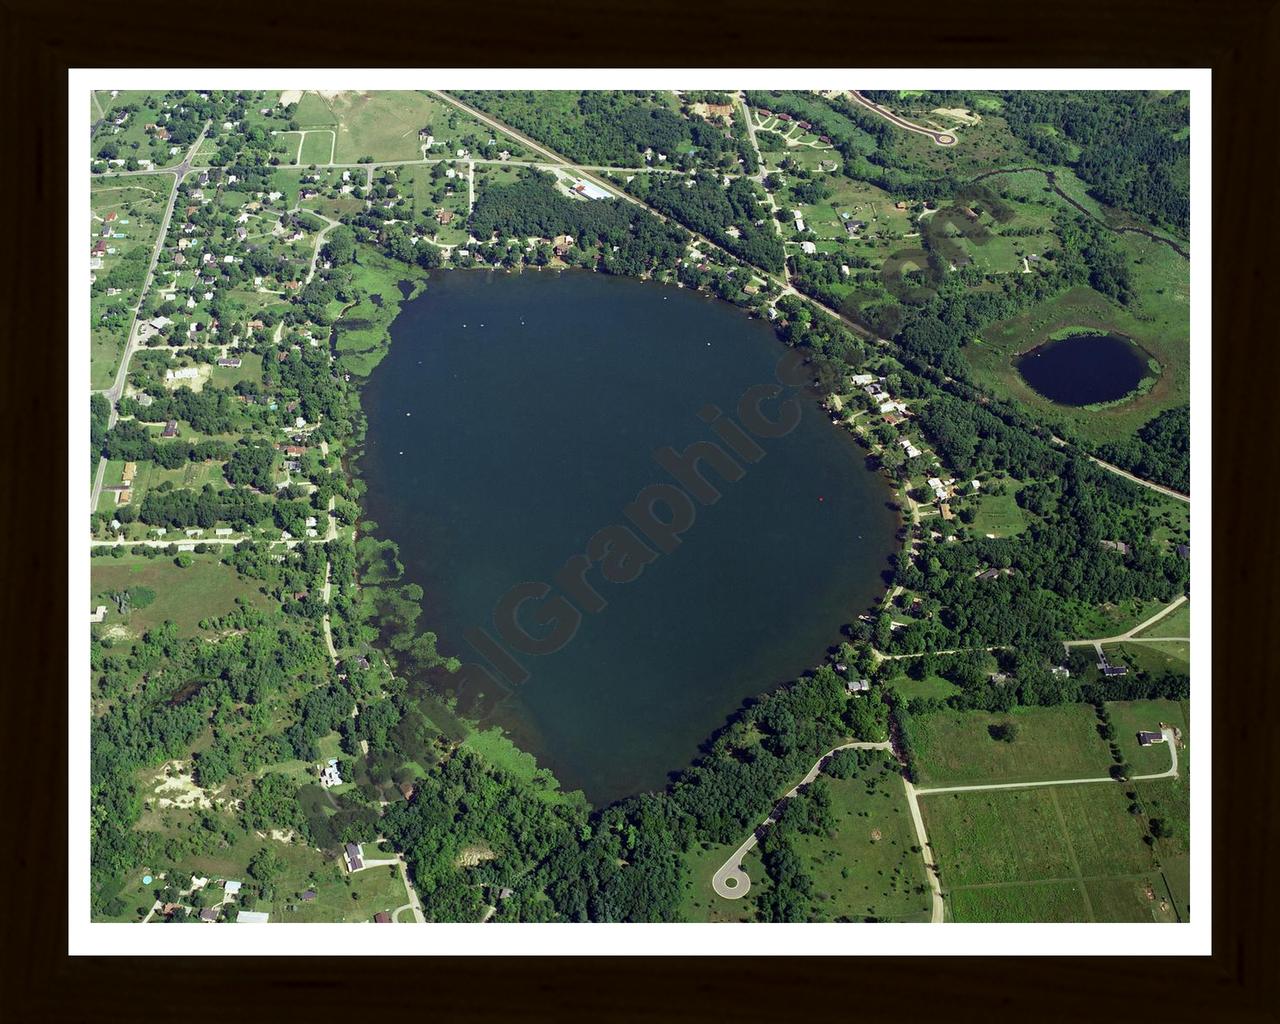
[102, 624, 134, 642]
[933, 107, 981, 126]
[152, 762, 215, 810]
[279, 90, 304, 106]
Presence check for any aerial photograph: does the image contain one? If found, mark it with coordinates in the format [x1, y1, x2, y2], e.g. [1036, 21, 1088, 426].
[85, 84, 1194, 929]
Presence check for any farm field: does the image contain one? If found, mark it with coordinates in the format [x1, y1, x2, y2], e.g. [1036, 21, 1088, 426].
[911, 705, 1113, 787]
[91, 553, 272, 636]
[923, 783, 1170, 922]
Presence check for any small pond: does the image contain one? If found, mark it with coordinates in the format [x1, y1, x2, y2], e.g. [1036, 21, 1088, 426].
[1015, 332, 1149, 406]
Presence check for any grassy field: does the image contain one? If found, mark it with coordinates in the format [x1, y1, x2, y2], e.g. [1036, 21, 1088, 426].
[1106, 640, 1190, 676]
[786, 769, 931, 922]
[91, 553, 271, 636]
[1070, 596, 1170, 639]
[968, 482, 1027, 537]
[300, 130, 335, 165]
[1137, 601, 1191, 639]
[889, 672, 960, 701]
[679, 841, 758, 922]
[911, 705, 1113, 787]
[966, 262, 1189, 448]
[923, 782, 1171, 922]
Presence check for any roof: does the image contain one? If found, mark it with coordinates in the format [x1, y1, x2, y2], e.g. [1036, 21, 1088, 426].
[199, 908, 219, 921]
[1137, 730, 1165, 745]
[235, 910, 270, 923]
[374, 912, 392, 923]
[301, 889, 317, 901]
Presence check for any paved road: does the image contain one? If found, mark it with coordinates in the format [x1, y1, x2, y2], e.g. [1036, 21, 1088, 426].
[846, 91, 957, 146]
[1063, 593, 1189, 648]
[711, 740, 892, 899]
[90, 124, 210, 513]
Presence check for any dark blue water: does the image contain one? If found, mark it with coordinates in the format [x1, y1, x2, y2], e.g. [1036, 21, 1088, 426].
[1016, 332, 1148, 406]
[360, 270, 898, 803]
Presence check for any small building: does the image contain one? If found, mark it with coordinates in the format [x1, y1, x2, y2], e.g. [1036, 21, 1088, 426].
[374, 912, 392, 923]
[895, 200, 908, 210]
[1137, 730, 1166, 746]
[845, 678, 871, 694]
[162, 420, 178, 438]
[90, 605, 107, 623]
[300, 890, 317, 902]
[223, 880, 242, 897]
[236, 911, 270, 923]
[345, 843, 364, 872]
[1100, 540, 1130, 555]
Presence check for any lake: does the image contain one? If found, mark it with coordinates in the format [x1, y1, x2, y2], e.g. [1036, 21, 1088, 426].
[360, 270, 899, 804]
[1015, 332, 1148, 406]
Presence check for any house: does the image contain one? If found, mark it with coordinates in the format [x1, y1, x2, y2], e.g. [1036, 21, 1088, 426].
[895, 200, 908, 210]
[345, 843, 364, 872]
[217, 358, 242, 368]
[215, 527, 233, 536]
[1176, 544, 1190, 560]
[236, 911, 270, 923]
[122, 462, 137, 485]
[199, 908, 219, 922]
[300, 890, 317, 902]
[800, 241, 817, 254]
[939, 502, 954, 521]
[1050, 665, 1071, 677]
[90, 606, 107, 623]
[374, 912, 392, 923]
[435, 208, 454, 225]
[775, 112, 792, 121]
[1100, 540, 1130, 555]
[850, 373, 876, 386]
[1137, 730, 1166, 746]
[845, 678, 871, 694]
[162, 420, 178, 438]
[223, 880, 242, 897]
[354, 655, 371, 671]
[976, 568, 1002, 582]
[319, 758, 342, 788]
[1102, 664, 1129, 677]
[927, 476, 948, 500]
[92, 240, 107, 256]
[899, 438, 921, 459]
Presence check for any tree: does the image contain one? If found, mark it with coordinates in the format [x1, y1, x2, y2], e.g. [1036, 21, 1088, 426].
[989, 721, 1019, 743]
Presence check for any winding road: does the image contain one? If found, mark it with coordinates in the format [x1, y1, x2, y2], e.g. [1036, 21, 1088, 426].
[711, 740, 891, 899]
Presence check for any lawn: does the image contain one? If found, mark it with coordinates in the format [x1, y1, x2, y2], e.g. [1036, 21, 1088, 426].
[1106, 640, 1190, 677]
[968, 482, 1027, 538]
[300, 130, 335, 165]
[911, 705, 1113, 787]
[1106, 699, 1188, 775]
[888, 672, 959, 701]
[91, 553, 272, 636]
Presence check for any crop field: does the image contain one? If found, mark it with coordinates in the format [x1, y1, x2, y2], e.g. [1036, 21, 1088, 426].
[92, 553, 271, 636]
[911, 705, 1113, 787]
